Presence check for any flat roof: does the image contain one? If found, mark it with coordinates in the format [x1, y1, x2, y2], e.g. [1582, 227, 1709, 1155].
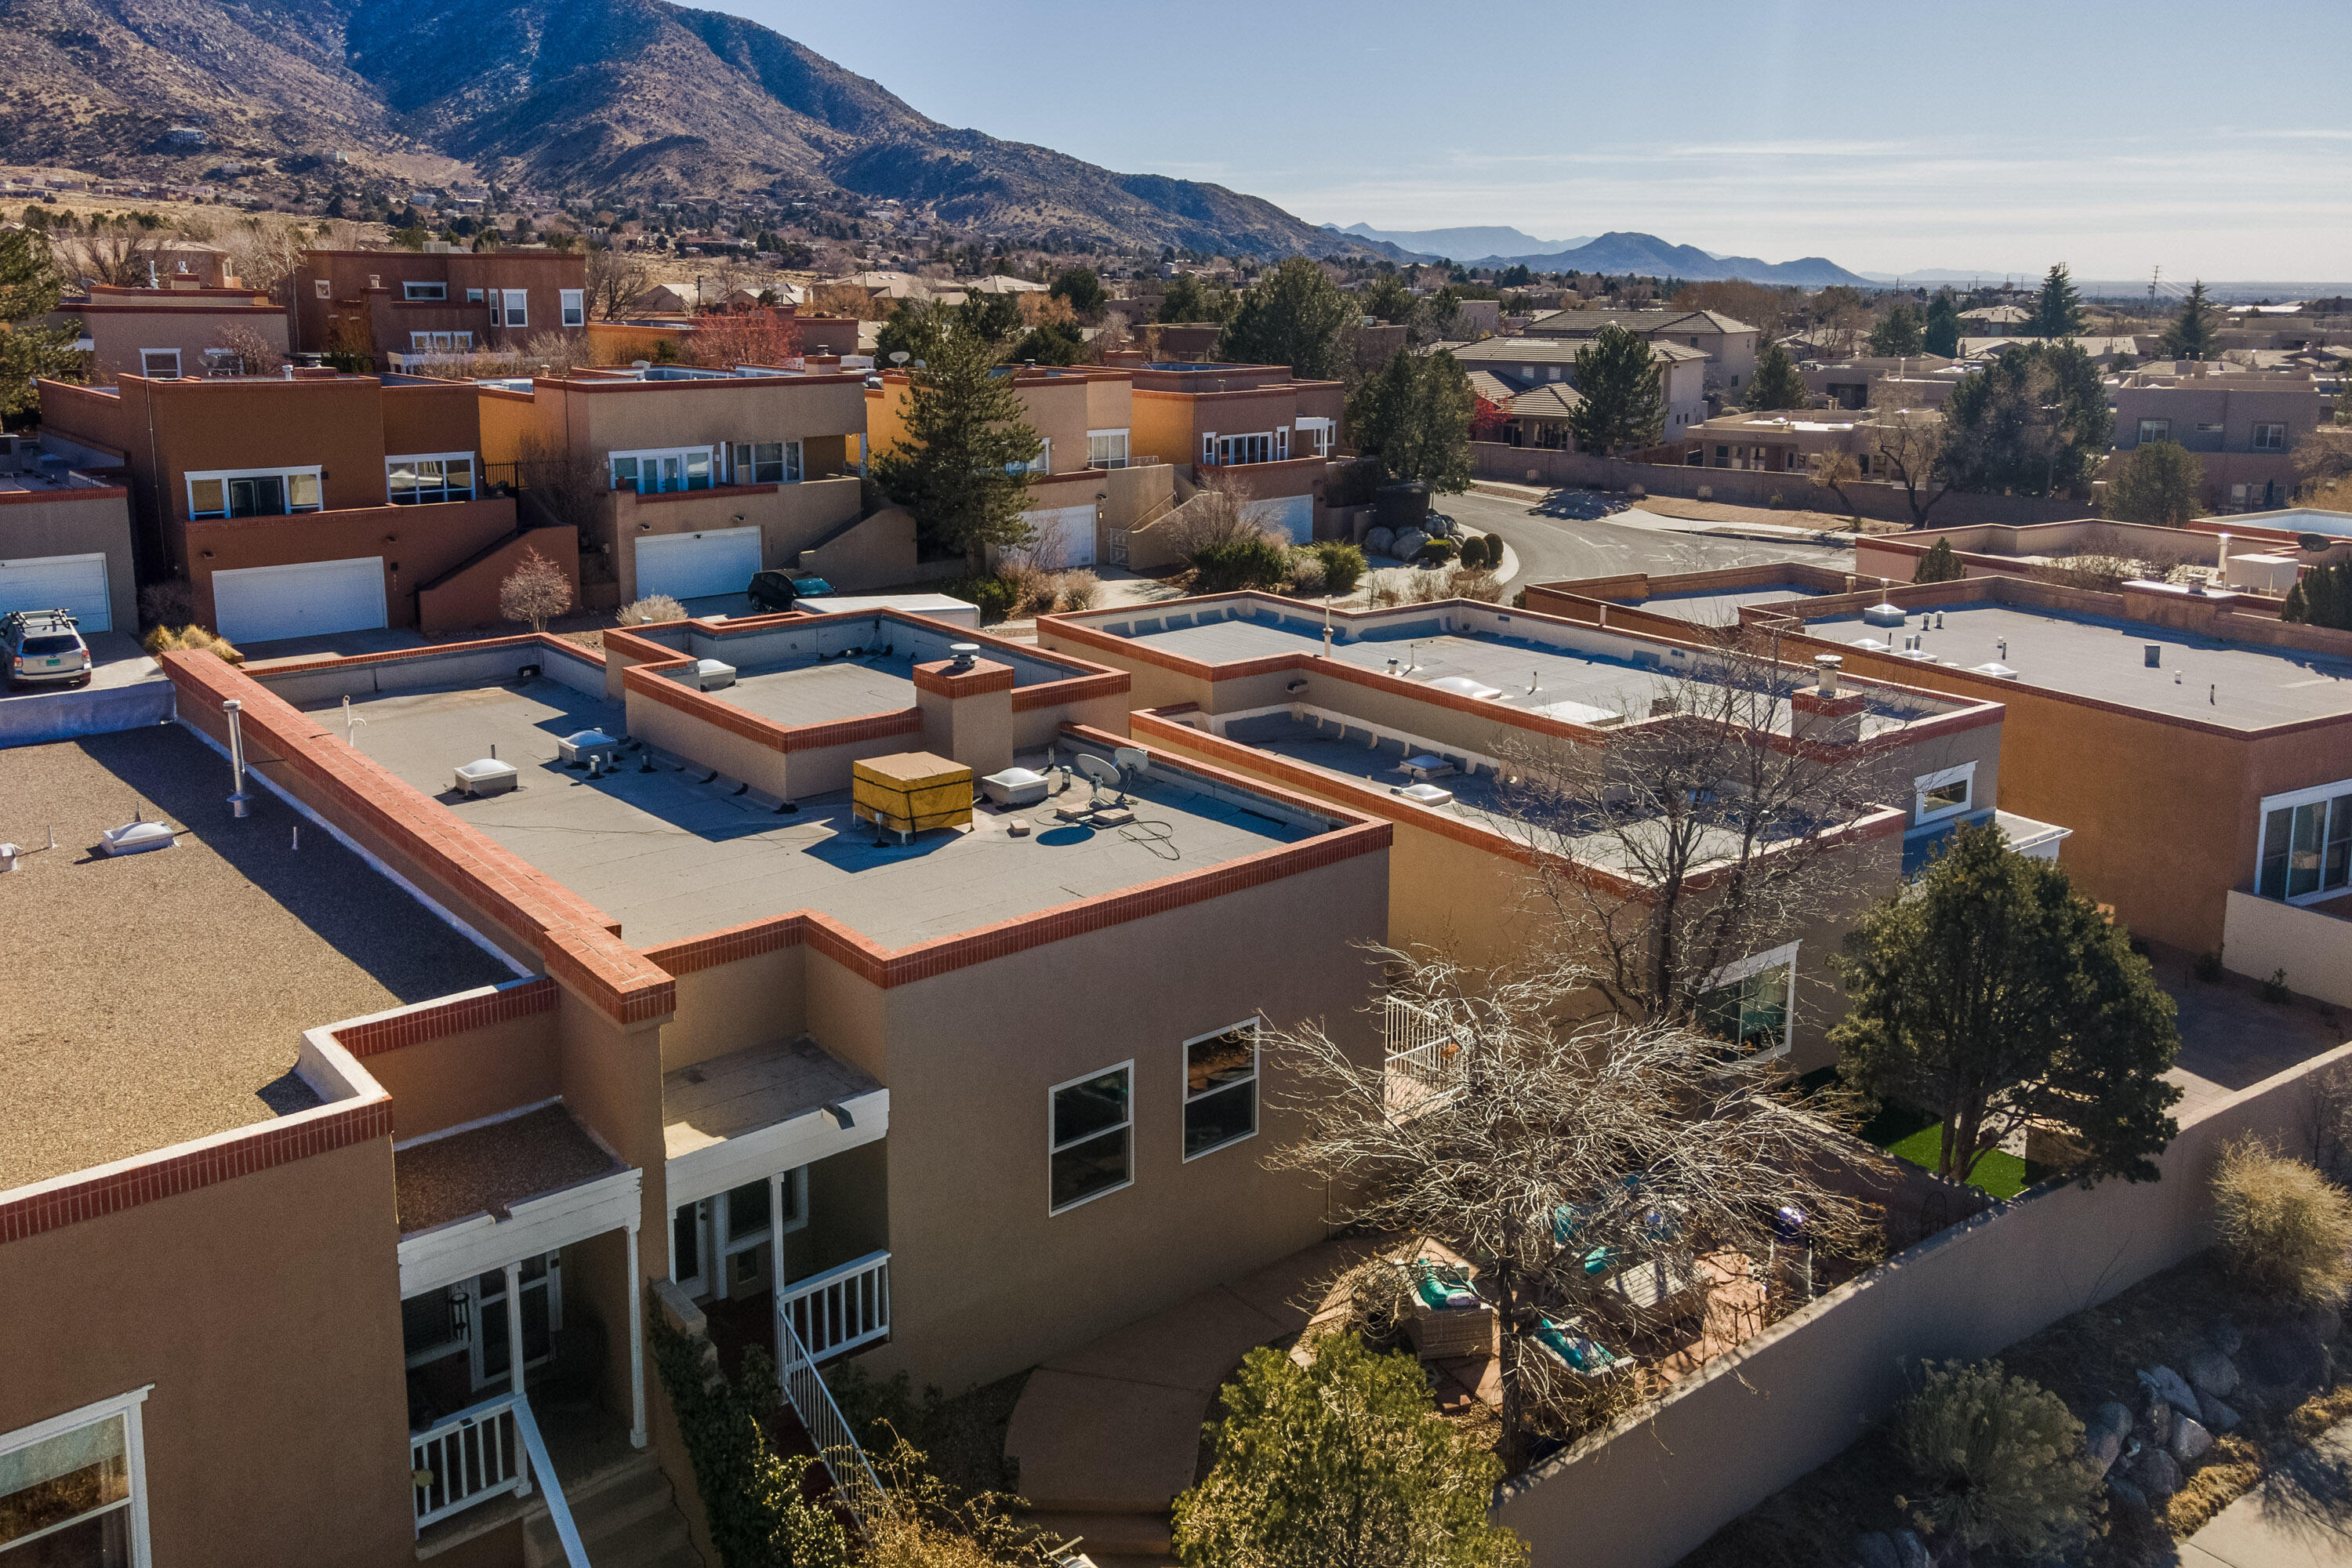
[1798, 600, 2352, 729]
[700, 639, 1072, 730]
[665, 1036, 882, 1161]
[301, 676, 1327, 950]
[1084, 598, 1958, 740]
[0, 726, 514, 1192]
[1613, 584, 1834, 626]
[394, 1105, 622, 1234]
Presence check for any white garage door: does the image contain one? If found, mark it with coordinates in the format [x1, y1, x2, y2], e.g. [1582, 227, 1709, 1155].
[212, 557, 386, 644]
[1016, 504, 1097, 568]
[0, 553, 110, 633]
[1254, 494, 1313, 545]
[636, 526, 764, 602]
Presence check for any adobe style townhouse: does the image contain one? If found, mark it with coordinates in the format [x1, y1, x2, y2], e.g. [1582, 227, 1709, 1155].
[294, 249, 590, 368]
[36, 368, 574, 644]
[1040, 591, 2028, 1071]
[0, 607, 1389, 1566]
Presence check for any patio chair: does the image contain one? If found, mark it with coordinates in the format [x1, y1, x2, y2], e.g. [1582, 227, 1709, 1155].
[1402, 1258, 1499, 1361]
[1527, 1314, 1630, 1379]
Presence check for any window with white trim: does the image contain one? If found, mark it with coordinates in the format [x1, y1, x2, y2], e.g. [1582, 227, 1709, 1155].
[501, 289, 528, 329]
[1182, 1020, 1258, 1160]
[1294, 417, 1334, 457]
[387, 452, 477, 505]
[466, 288, 485, 304]
[402, 281, 447, 301]
[1210, 432, 1273, 466]
[610, 446, 718, 494]
[670, 1170, 808, 1301]
[1049, 1062, 1132, 1214]
[186, 466, 324, 519]
[138, 350, 180, 379]
[1912, 760, 1976, 826]
[1087, 429, 1129, 470]
[1007, 437, 1050, 475]
[728, 441, 802, 485]
[407, 331, 474, 354]
[2253, 422, 2288, 452]
[313, 278, 331, 299]
[2137, 418, 2171, 444]
[0, 1387, 152, 1566]
[401, 1253, 564, 1392]
[1693, 943, 1798, 1060]
[2257, 781, 2352, 904]
[560, 289, 586, 328]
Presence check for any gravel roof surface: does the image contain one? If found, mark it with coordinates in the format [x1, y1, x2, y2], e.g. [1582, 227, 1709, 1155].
[394, 1105, 621, 1233]
[0, 727, 514, 1192]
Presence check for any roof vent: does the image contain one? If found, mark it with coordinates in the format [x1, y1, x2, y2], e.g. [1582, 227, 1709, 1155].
[948, 641, 980, 672]
[100, 820, 176, 855]
[2144, 644, 2162, 668]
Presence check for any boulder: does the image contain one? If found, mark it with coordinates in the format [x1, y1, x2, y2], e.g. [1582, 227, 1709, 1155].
[1392, 528, 1428, 561]
[1854, 1532, 1900, 1568]
[2187, 1348, 2240, 1398]
[2094, 1399, 2135, 1439]
[1364, 527, 1396, 557]
[2140, 1392, 2173, 1447]
[2171, 1415, 2214, 1464]
[2087, 1424, 2126, 1474]
[2133, 1447, 2182, 1497]
[2107, 1475, 2153, 1529]
[2140, 1364, 2200, 1416]
[2210, 1316, 2245, 1356]
[1892, 1530, 1932, 1568]
[2244, 1322, 2329, 1394]
[2199, 1392, 2241, 1432]
[2308, 1305, 2343, 1345]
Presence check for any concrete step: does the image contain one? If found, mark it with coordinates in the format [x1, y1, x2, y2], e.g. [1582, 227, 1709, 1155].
[1024, 1508, 1174, 1557]
[523, 1450, 692, 1568]
[591, 1509, 698, 1567]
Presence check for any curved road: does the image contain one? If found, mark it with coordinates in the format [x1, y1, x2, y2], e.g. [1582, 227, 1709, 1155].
[1441, 488, 1856, 589]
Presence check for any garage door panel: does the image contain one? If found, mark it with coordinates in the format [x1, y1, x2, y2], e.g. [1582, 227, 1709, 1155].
[212, 558, 386, 644]
[1254, 495, 1313, 545]
[635, 527, 763, 602]
[1014, 505, 1096, 568]
[0, 554, 110, 632]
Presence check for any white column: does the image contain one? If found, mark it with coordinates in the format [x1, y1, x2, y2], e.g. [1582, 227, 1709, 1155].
[626, 1221, 647, 1450]
[506, 1258, 532, 1499]
[768, 1171, 788, 1303]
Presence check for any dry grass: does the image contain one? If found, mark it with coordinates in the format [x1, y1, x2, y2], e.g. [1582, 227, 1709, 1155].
[2212, 1135, 2352, 1305]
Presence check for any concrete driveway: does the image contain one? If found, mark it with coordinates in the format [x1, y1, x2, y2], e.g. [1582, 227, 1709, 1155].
[1441, 487, 1854, 590]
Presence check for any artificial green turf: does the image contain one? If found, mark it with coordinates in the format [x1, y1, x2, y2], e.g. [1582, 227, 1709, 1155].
[1883, 1122, 2034, 1200]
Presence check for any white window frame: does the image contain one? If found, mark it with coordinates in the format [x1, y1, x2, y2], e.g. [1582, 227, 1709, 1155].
[609, 445, 720, 494]
[560, 289, 586, 328]
[669, 1168, 809, 1302]
[2256, 779, 2352, 906]
[407, 331, 474, 354]
[1200, 430, 1217, 466]
[2253, 421, 2288, 452]
[1009, 437, 1050, 475]
[728, 440, 803, 485]
[1048, 1060, 1134, 1215]
[185, 465, 325, 519]
[502, 289, 529, 329]
[139, 349, 180, 379]
[1181, 1018, 1260, 1163]
[1911, 760, 1977, 827]
[1212, 431, 1275, 466]
[466, 287, 485, 304]
[313, 278, 331, 299]
[1086, 428, 1130, 470]
[402, 281, 448, 302]
[2137, 418, 2171, 444]
[387, 451, 477, 505]
[0, 1385, 154, 1567]
[1294, 416, 1334, 457]
[1692, 941, 1800, 1062]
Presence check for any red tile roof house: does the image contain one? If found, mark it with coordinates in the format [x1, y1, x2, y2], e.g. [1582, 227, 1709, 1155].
[34, 368, 576, 645]
[1, 608, 1392, 1566]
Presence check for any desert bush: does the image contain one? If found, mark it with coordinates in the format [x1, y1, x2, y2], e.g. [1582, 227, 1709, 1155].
[2212, 1134, 2352, 1305]
[1286, 551, 1327, 596]
[1894, 1360, 2100, 1559]
[1417, 535, 1460, 565]
[616, 593, 688, 626]
[142, 624, 242, 664]
[1054, 569, 1100, 612]
[137, 578, 196, 630]
[1190, 534, 1293, 593]
[1162, 468, 1275, 560]
[497, 546, 572, 633]
[1450, 567, 1505, 603]
[999, 561, 1058, 617]
[1308, 540, 1367, 594]
[938, 575, 1018, 624]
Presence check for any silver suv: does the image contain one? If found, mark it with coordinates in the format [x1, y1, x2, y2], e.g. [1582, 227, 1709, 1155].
[3, 609, 92, 689]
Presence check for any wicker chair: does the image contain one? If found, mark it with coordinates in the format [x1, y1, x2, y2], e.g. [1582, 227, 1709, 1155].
[1402, 1258, 1500, 1361]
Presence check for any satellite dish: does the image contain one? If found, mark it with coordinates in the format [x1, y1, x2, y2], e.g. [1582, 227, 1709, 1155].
[1076, 753, 1125, 804]
[889, 350, 910, 365]
[1113, 746, 1148, 775]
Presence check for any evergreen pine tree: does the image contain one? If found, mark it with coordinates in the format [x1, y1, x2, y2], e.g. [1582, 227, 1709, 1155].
[869, 322, 1043, 572]
[2031, 263, 2085, 338]
[1741, 340, 1809, 411]
[1924, 289, 1963, 358]
[2107, 441, 2205, 524]
[1867, 301, 1926, 357]
[1566, 325, 1667, 453]
[2161, 281, 2220, 360]
[2284, 559, 2352, 631]
[1913, 536, 1967, 583]
[1220, 256, 1352, 381]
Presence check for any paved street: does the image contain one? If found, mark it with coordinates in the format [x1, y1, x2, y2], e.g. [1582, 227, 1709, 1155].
[1440, 488, 1856, 590]
[2181, 1415, 2352, 1566]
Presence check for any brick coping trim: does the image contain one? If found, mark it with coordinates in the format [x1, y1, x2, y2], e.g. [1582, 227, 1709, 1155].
[0, 485, 128, 506]
[640, 722, 1391, 986]
[332, 978, 560, 1057]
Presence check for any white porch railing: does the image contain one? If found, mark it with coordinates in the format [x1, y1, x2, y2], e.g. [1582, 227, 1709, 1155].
[777, 1311, 890, 1530]
[1384, 996, 1464, 1116]
[777, 1250, 891, 1363]
[409, 1392, 586, 1563]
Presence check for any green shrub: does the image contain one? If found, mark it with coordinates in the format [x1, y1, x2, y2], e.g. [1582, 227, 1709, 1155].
[1190, 534, 1293, 593]
[1416, 535, 1460, 565]
[1913, 537, 1967, 583]
[1308, 540, 1367, 593]
[648, 1322, 851, 1568]
[2263, 967, 2293, 1004]
[1457, 535, 1493, 571]
[2194, 949, 2226, 983]
[938, 575, 1019, 623]
[1894, 1360, 2100, 1559]
[2212, 1134, 2352, 1305]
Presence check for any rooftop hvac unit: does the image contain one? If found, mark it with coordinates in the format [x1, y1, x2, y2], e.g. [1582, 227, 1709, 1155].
[453, 757, 520, 797]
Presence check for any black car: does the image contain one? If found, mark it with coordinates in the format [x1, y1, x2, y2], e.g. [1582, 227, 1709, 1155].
[746, 571, 835, 612]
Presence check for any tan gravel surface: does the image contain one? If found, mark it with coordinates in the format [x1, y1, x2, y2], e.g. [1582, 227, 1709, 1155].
[0, 728, 514, 1191]
[394, 1106, 620, 1233]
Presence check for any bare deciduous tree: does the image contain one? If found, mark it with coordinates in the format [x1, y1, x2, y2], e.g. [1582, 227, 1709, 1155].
[1266, 946, 1884, 1471]
[57, 226, 164, 289]
[497, 548, 573, 633]
[514, 431, 612, 545]
[1158, 466, 1283, 559]
[1806, 449, 1860, 517]
[585, 245, 651, 321]
[207, 324, 284, 376]
[1872, 411, 1953, 526]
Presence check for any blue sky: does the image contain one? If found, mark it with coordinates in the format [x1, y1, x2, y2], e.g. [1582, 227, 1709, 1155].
[741, 1, 2350, 281]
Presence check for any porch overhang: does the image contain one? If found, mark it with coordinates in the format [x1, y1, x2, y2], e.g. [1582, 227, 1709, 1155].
[663, 1036, 888, 1210]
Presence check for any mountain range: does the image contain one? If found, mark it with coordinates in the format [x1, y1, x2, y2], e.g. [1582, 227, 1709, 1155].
[1466, 232, 1871, 287]
[1327, 223, 1596, 261]
[0, 0, 1368, 256]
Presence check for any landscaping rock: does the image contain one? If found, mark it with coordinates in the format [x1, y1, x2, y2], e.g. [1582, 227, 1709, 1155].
[2140, 1392, 2174, 1446]
[2307, 1305, 2343, 1344]
[2199, 1392, 2241, 1432]
[2210, 1316, 2245, 1356]
[2244, 1322, 2329, 1394]
[2171, 1415, 2214, 1464]
[1854, 1532, 1900, 1568]
[2133, 1447, 2182, 1497]
[2107, 1476, 2152, 1528]
[1364, 527, 1396, 557]
[2085, 1402, 2135, 1474]
[2187, 1348, 2240, 1398]
[2140, 1364, 2201, 1416]
[1392, 528, 1428, 561]
[1892, 1530, 1932, 1568]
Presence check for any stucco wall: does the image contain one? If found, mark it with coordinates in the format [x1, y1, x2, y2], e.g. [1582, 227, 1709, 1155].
[186, 495, 520, 633]
[611, 478, 863, 604]
[82, 303, 289, 383]
[0, 486, 139, 633]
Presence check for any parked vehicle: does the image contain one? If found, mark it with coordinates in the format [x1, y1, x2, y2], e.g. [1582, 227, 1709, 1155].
[746, 571, 834, 613]
[2, 609, 92, 688]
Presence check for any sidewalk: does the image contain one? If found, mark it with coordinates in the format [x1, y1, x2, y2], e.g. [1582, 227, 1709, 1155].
[2182, 1414, 2352, 1566]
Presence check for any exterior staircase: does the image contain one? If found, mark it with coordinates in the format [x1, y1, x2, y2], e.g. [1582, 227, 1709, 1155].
[521, 1447, 702, 1568]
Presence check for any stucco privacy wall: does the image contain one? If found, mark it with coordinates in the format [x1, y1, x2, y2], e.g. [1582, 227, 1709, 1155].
[1491, 1038, 2352, 1568]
